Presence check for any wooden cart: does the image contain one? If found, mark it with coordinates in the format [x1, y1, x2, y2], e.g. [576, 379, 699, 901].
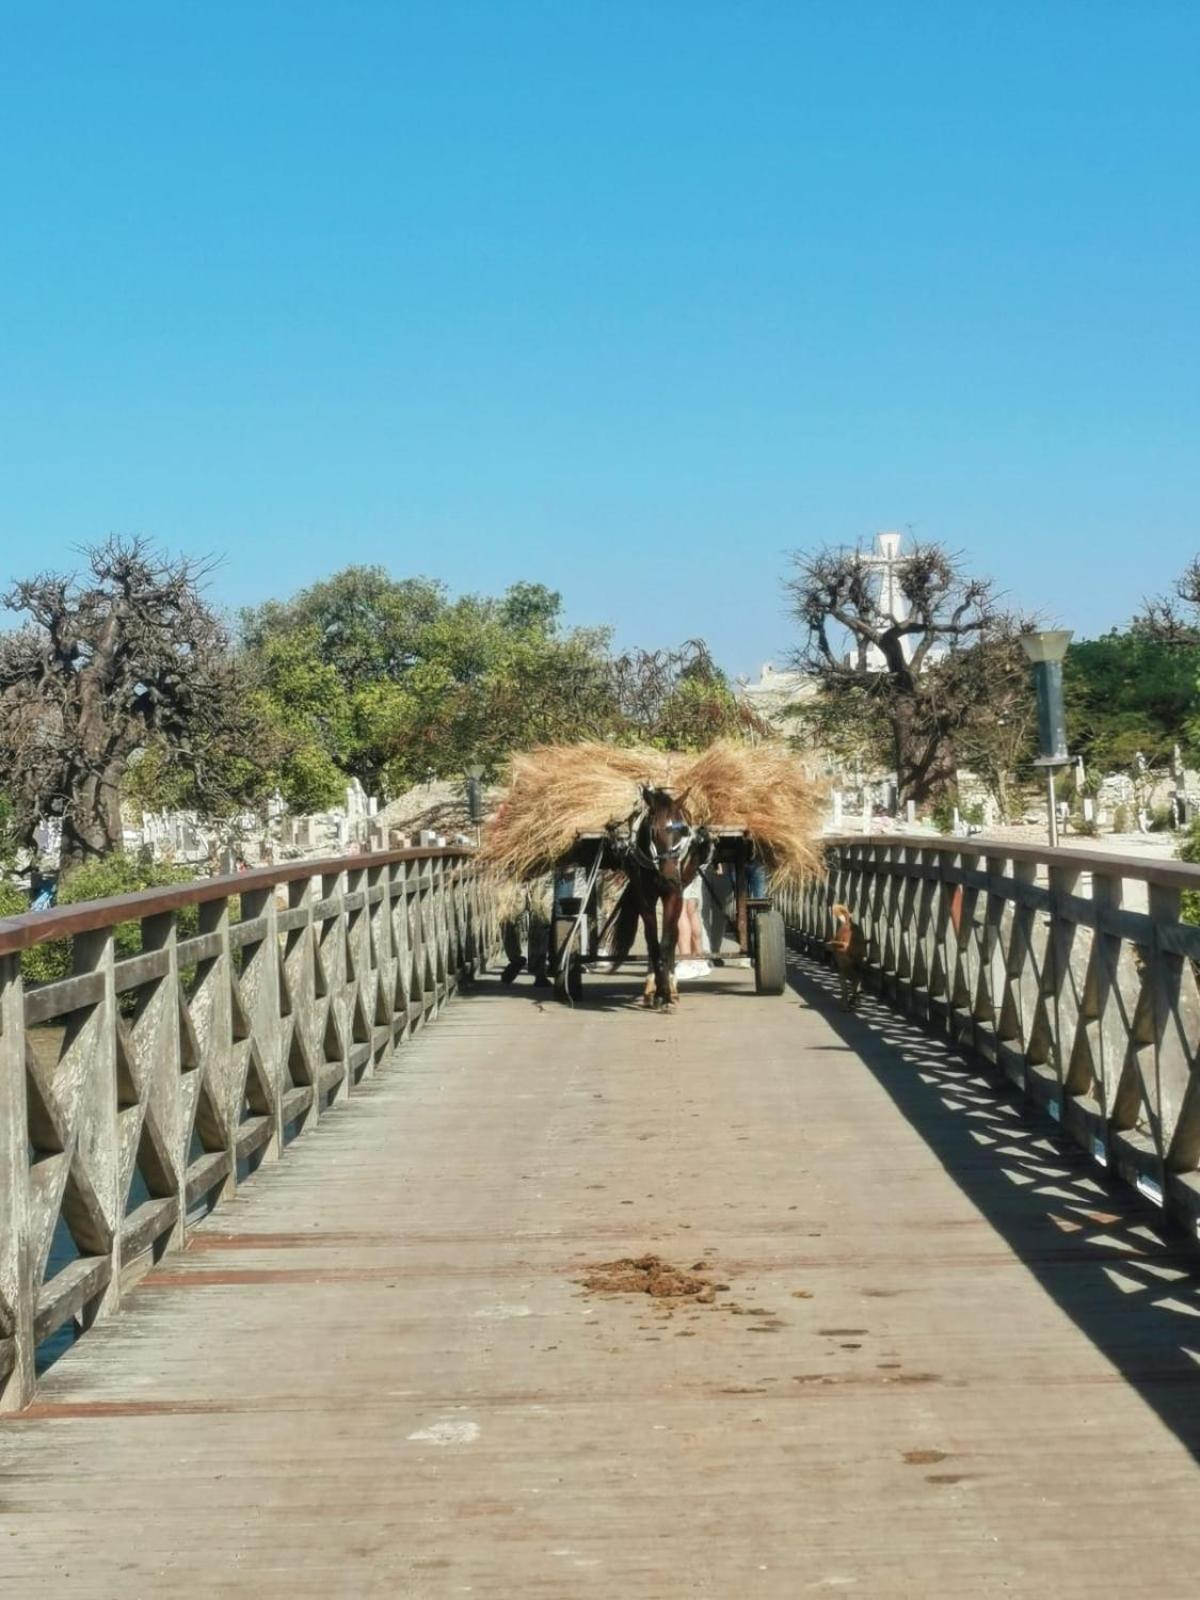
[548, 827, 787, 1004]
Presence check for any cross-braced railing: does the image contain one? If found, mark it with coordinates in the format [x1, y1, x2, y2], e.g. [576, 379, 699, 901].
[780, 835, 1200, 1240]
[0, 847, 498, 1410]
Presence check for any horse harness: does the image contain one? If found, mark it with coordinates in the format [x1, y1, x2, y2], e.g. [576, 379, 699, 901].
[613, 800, 709, 887]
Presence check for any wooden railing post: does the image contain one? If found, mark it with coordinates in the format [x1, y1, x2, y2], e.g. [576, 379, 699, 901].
[280, 873, 319, 1140]
[191, 893, 236, 1202]
[320, 866, 350, 1104]
[343, 864, 372, 1089]
[1047, 861, 1085, 1107]
[237, 884, 285, 1156]
[1150, 881, 1199, 1186]
[132, 910, 187, 1261]
[69, 928, 121, 1325]
[0, 953, 33, 1410]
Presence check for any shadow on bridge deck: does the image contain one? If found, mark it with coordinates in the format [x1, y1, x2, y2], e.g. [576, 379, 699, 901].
[789, 954, 1200, 1463]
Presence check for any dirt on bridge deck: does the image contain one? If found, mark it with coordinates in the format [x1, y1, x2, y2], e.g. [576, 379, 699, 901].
[5, 958, 1200, 1596]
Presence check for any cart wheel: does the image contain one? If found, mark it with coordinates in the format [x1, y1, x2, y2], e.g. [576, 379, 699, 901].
[753, 909, 787, 995]
[554, 953, 584, 1004]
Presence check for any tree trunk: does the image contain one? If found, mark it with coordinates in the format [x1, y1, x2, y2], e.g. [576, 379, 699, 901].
[893, 698, 956, 807]
[995, 769, 1010, 823]
[60, 764, 125, 870]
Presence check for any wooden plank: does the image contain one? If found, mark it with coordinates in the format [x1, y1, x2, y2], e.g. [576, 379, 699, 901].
[112, 948, 172, 992]
[121, 1196, 179, 1260]
[234, 1117, 274, 1162]
[175, 929, 223, 964]
[184, 1151, 231, 1209]
[34, 1256, 111, 1343]
[280, 1086, 314, 1125]
[228, 916, 269, 949]
[23, 970, 105, 1025]
[319, 1063, 348, 1096]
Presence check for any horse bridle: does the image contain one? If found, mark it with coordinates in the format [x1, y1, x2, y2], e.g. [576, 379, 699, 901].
[621, 803, 703, 885]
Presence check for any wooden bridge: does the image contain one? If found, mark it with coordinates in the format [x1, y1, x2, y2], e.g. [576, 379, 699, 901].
[4, 839, 1200, 1595]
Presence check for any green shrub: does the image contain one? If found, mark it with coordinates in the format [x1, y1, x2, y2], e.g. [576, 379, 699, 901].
[0, 879, 28, 920]
[18, 855, 199, 987]
[1112, 803, 1130, 834]
[929, 795, 984, 832]
[1179, 822, 1200, 926]
[930, 797, 955, 833]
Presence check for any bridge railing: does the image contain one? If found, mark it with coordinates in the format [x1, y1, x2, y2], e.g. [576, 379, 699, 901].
[0, 846, 497, 1410]
[780, 834, 1200, 1242]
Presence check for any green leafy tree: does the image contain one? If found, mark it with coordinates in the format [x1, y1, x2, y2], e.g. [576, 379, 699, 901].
[1064, 632, 1200, 771]
[243, 567, 626, 791]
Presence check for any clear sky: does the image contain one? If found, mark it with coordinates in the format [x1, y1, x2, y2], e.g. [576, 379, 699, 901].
[2, 2, 1197, 676]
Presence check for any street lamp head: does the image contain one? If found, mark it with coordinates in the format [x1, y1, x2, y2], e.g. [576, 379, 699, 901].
[1019, 629, 1073, 665]
[465, 763, 485, 781]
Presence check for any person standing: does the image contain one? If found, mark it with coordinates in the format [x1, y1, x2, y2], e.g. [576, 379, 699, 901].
[499, 880, 550, 986]
[675, 869, 711, 980]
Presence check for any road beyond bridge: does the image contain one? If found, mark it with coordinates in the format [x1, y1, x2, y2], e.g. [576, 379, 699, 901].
[6, 926, 1200, 1595]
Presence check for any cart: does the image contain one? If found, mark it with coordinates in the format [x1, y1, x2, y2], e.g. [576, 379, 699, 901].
[547, 827, 787, 1004]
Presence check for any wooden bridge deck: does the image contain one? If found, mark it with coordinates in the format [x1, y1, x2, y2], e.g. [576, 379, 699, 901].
[5, 957, 1200, 1597]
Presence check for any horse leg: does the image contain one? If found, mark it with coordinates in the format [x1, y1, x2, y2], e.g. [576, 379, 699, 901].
[641, 898, 669, 1008]
[638, 895, 660, 1007]
[661, 887, 683, 1007]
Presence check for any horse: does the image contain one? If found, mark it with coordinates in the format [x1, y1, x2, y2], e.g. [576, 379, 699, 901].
[607, 785, 708, 1009]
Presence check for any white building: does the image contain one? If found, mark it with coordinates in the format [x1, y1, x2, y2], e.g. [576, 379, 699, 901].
[738, 661, 815, 727]
[864, 530, 915, 671]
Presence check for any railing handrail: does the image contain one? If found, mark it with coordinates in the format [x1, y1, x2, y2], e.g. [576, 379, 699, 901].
[824, 832, 1200, 891]
[0, 844, 475, 957]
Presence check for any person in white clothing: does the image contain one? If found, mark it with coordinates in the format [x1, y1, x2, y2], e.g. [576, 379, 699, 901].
[674, 869, 711, 979]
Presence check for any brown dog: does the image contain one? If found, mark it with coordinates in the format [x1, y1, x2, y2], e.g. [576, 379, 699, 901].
[827, 903, 866, 1010]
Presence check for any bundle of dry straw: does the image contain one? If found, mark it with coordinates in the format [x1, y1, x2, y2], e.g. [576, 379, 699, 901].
[481, 739, 825, 888]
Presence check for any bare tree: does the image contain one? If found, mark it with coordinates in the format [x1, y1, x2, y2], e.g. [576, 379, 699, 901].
[1135, 555, 1200, 647]
[0, 538, 249, 868]
[785, 541, 1023, 805]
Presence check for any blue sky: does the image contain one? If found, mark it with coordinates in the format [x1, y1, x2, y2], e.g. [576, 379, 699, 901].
[2, 2, 1197, 676]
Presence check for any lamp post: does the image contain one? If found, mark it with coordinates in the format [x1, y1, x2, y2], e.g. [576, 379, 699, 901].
[1019, 629, 1073, 849]
[465, 764, 485, 844]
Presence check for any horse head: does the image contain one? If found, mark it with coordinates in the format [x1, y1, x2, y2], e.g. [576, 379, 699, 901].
[638, 785, 694, 883]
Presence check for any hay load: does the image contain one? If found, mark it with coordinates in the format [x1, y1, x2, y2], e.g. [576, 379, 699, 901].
[481, 739, 825, 888]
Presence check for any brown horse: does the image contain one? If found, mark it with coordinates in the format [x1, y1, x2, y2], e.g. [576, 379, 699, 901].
[608, 786, 707, 1009]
